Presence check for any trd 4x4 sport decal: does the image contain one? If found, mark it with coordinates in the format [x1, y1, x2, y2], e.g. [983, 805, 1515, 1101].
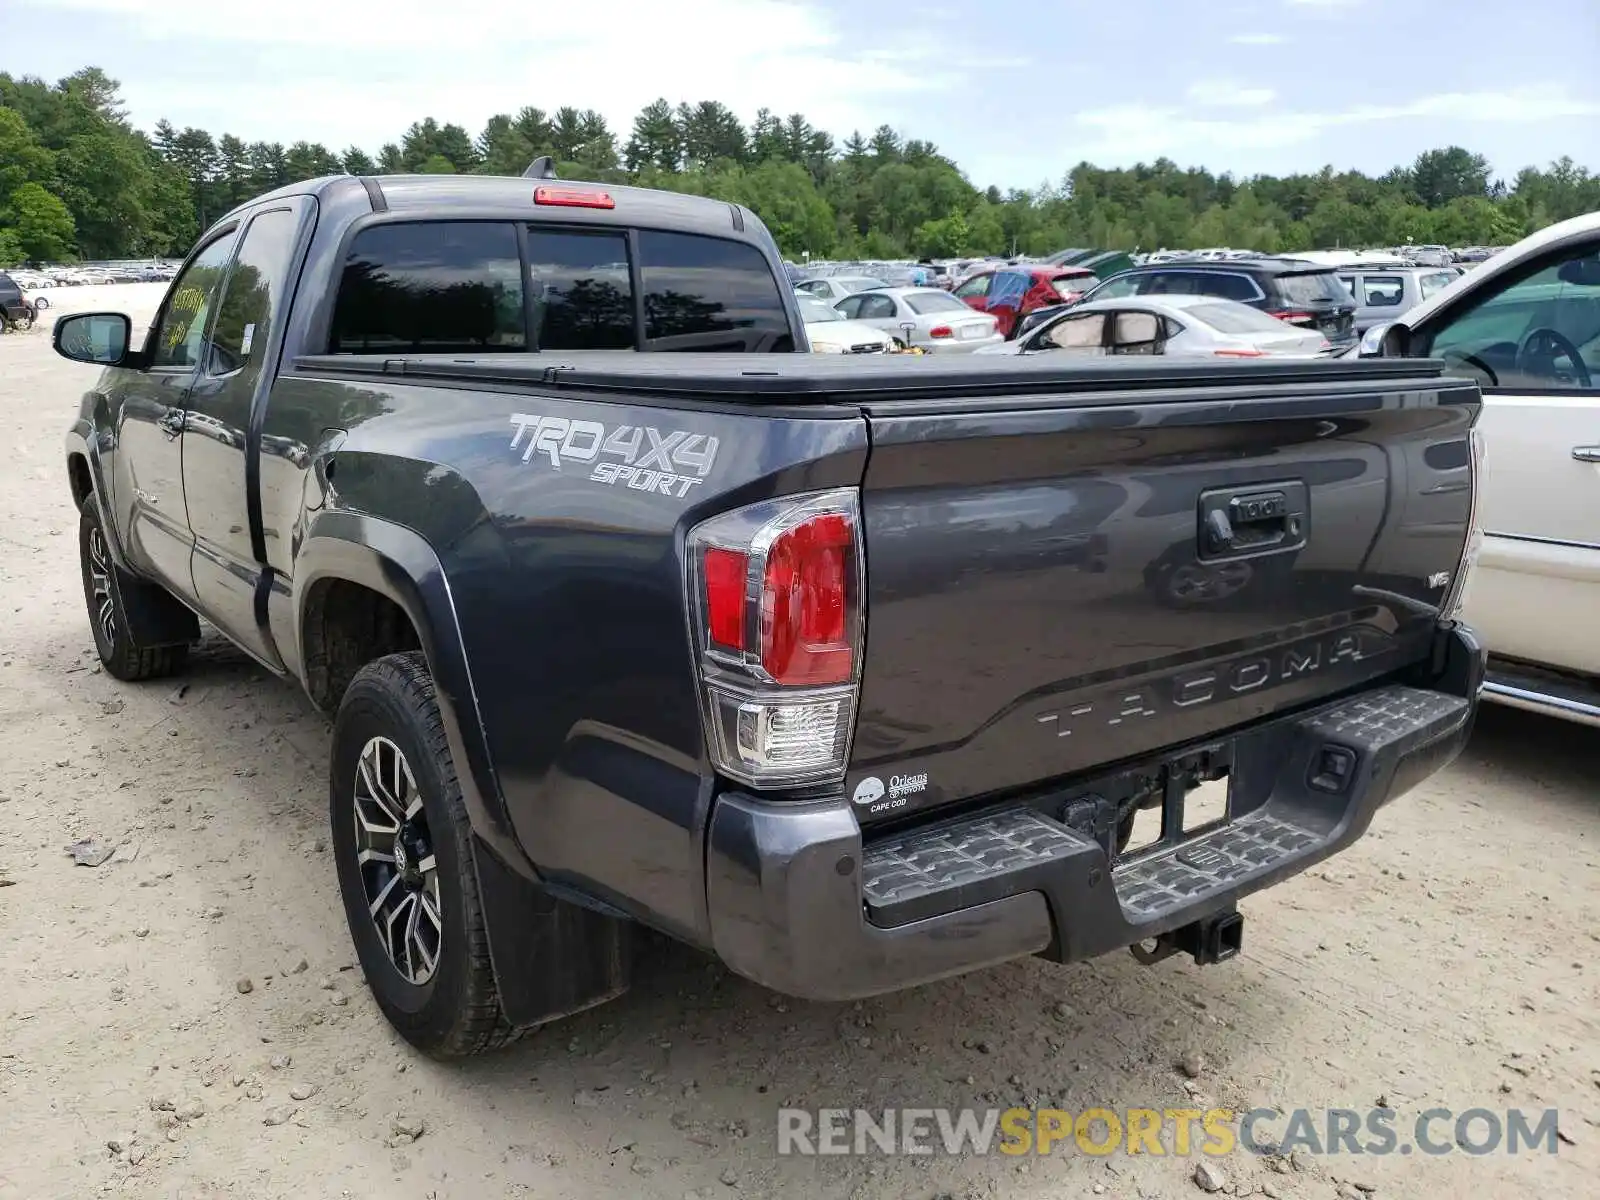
[508, 413, 720, 498]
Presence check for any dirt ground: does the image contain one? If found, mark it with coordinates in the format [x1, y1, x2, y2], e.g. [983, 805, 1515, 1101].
[1, 285, 1596, 1200]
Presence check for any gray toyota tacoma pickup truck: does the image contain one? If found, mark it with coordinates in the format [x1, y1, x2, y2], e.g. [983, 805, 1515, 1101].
[54, 169, 1486, 1059]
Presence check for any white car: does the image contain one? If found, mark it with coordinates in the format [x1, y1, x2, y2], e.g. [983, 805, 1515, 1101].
[832, 287, 1002, 352]
[793, 275, 888, 303]
[795, 295, 893, 354]
[1359, 211, 1600, 725]
[976, 294, 1331, 359]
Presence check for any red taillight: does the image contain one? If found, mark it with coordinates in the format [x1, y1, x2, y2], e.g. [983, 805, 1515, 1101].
[533, 185, 615, 209]
[762, 512, 853, 685]
[1270, 310, 1315, 324]
[929, 325, 953, 339]
[1213, 348, 1269, 357]
[687, 490, 863, 788]
[703, 547, 749, 651]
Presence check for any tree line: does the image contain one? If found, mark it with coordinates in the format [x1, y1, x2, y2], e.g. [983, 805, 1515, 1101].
[3, 66, 1598, 267]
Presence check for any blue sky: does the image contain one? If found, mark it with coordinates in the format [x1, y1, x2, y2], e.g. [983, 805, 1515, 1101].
[5, 0, 1598, 190]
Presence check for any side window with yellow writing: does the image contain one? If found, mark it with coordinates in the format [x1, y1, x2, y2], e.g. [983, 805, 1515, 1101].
[150, 235, 236, 369]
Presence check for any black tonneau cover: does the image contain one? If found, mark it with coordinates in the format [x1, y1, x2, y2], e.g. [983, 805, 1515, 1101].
[294, 350, 1450, 404]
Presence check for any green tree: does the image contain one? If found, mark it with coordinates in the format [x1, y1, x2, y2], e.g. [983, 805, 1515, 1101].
[912, 212, 969, 257]
[55, 130, 151, 256]
[0, 107, 54, 195]
[341, 146, 377, 175]
[1411, 146, 1491, 208]
[474, 114, 529, 176]
[285, 140, 342, 181]
[246, 142, 289, 193]
[624, 100, 681, 172]
[5, 181, 76, 260]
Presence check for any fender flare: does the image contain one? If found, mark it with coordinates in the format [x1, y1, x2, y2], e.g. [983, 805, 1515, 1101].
[65, 422, 127, 567]
[295, 513, 630, 1027]
[294, 510, 529, 876]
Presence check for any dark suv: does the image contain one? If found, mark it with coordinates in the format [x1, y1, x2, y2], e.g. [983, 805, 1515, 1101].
[0, 271, 35, 330]
[1080, 258, 1358, 351]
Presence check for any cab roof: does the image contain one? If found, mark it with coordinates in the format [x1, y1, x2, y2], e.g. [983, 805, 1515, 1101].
[224, 173, 762, 242]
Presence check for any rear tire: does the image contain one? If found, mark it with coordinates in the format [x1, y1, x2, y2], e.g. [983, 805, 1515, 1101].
[78, 495, 189, 681]
[331, 652, 530, 1059]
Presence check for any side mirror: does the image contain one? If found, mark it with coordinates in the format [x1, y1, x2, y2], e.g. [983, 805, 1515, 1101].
[54, 312, 132, 366]
[1358, 321, 1411, 358]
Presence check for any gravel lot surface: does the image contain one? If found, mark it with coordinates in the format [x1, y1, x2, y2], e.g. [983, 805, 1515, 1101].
[1, 283, 1595, 1199]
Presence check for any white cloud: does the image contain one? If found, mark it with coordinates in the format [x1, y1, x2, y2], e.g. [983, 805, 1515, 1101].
[1073, 85, 1600, 163]
[1187, 80, 1277, 107]
[1230, 32, 1288, 45]
[32, 0, 961, 148]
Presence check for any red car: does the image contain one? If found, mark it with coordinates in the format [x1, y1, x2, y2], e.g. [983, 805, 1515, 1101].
[953, 265, 1096, 338]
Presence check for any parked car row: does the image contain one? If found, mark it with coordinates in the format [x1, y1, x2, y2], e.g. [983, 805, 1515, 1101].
[0, 262, 177, 325]
[9, 262, 178, 288]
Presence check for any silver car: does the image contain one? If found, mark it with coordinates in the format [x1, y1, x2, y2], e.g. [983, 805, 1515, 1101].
[1337, 267, 1465, 334]
[794, 275, 888, 303]
[833, 287, 1002, 352]
[975, 294, 1331, 359]
[1336, 266, 1462, 334]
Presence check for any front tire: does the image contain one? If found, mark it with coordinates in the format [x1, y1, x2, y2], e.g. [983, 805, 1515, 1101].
[78, 495, 189, 681]
[331, 652, 526, 1059]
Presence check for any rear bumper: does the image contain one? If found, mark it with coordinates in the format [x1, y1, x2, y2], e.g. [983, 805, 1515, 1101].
[704, 624, 1483, 1001]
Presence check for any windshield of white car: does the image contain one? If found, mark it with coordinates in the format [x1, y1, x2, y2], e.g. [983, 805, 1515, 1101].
[798, 297, 844, 322]
[836, 278, 887, 293]
[906, 292, 968, 315]
[1188, 302, 1299, 333]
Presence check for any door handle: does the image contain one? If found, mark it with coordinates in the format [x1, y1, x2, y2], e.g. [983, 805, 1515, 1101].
[1198, 482, 1308, 561]
[1573, 446, 1600, 463]
[158, 409, 184, 438]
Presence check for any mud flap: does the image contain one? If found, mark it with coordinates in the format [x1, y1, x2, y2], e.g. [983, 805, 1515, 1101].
[92, 509, 200, 648]
[470, 834, 632, 1028]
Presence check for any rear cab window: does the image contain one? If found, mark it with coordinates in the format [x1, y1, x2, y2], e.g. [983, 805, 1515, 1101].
[638, 230, 792, 351]
[526, 228, 633, 350]
[330, 222, 526, 353]
[328, 221, 793, 354]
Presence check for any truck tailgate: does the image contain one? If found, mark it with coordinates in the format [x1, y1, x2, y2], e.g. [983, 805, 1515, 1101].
[848, 374, 1478, 822]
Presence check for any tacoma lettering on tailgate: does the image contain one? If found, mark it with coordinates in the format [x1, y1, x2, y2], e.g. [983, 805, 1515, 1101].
[1035, 627, 1397, 740]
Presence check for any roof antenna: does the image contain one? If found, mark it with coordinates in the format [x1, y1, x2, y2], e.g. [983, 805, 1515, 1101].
[522, 156, 557, 180]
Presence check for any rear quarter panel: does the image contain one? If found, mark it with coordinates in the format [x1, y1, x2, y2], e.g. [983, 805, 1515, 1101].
[291, 372, 868, 943]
